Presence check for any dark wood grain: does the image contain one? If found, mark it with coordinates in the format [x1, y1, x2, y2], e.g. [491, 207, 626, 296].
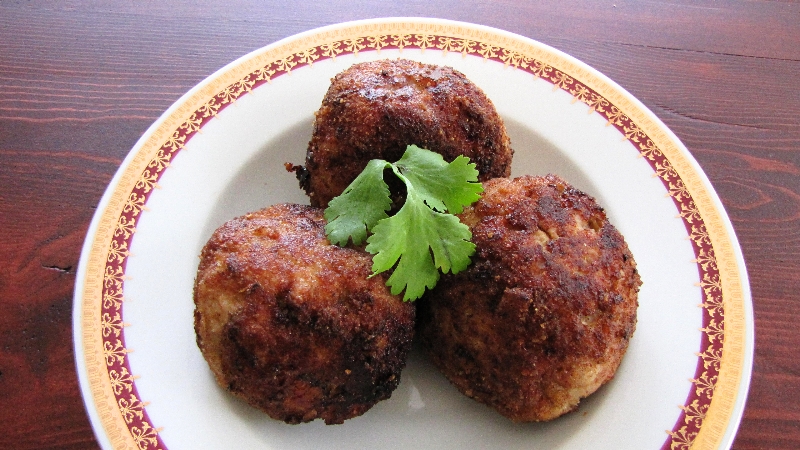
[1, 1, 797, 448]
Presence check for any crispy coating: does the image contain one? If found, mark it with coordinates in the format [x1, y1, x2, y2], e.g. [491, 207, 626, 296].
[193, 204, 415, 424]
[417, 175, 641, 422]
[300, 58, 513, 208]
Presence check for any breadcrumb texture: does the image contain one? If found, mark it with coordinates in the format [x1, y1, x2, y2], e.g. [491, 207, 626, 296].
[302, 58, 513, 208]
[193, 204, 415, 424]
[417, 175, 641, 422]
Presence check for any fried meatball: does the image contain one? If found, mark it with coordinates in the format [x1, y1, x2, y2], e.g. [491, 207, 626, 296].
[300, 58, 513, 208]
[417, 175, 641, 422]
[193, 204, 415, 424]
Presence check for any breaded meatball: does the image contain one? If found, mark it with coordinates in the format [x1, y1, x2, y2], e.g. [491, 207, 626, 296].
[417, 175, 641, 422]
[193, 204, 415, 424]
[299, 58, 513, 208]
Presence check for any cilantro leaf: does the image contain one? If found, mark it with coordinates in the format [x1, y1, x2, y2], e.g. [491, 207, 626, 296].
[323, 145, 483, 301]
[324, 159, 391, 246]
[394, 144, 483, 214]
[366, 192, 441, 300]
[366, 189, 475, 301]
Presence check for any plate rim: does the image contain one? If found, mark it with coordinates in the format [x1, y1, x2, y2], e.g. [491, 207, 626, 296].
[72, 16, 754, 450]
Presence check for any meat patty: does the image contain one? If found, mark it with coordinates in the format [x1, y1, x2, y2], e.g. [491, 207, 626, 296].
[193, 204, 415, 424]
[299, 58, 513, 208]
[417, 175, 641, 422]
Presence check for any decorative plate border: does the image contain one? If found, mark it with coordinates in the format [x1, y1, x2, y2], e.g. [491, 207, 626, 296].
[77, 19, 748, 450]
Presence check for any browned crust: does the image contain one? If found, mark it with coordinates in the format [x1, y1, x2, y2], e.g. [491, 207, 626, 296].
[302, 58, 513, 208]
[417, 175, 641, 422]
[193, 204, 415, 424]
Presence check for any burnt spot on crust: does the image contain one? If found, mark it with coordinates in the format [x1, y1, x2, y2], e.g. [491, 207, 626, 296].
[284, 162, 311, 193]
[193, 204, 415, 424]
[417, 175, 641, 422]
[302, 59, 514, 208]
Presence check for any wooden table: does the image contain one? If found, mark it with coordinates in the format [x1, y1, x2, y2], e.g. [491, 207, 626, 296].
[1, 2, 797, 448]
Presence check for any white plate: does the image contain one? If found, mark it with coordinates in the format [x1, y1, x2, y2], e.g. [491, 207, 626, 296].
[73, 18, 753, 450]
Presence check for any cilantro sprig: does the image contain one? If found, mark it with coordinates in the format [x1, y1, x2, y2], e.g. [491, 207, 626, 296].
[324, 145, 483, 301]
